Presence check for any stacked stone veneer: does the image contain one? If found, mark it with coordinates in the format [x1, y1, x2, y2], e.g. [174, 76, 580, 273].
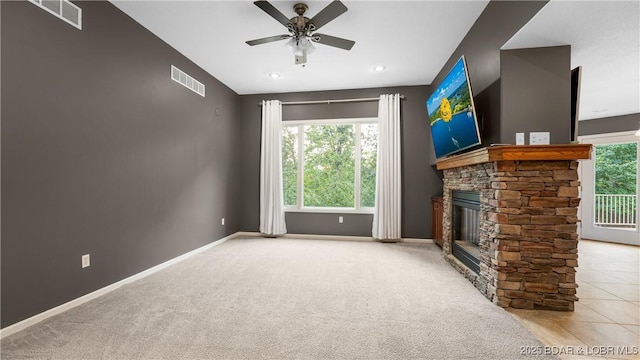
[442, 160, 580, 311]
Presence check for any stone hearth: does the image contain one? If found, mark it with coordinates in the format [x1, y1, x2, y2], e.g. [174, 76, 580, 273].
[436, 145, 592, 311]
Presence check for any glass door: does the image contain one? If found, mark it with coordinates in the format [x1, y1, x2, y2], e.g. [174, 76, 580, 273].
[579, 132, 639, 245]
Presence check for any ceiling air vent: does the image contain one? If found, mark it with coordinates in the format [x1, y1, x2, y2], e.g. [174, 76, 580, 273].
[29, 0, 82, 30]
[171, 65, 205, 97]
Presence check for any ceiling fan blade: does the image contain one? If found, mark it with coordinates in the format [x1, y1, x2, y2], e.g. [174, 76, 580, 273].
[246, 34, 291, 46]
[253, 1, 292, 28]
[312, 33, 355, 51]
[308, 1, 348, 31]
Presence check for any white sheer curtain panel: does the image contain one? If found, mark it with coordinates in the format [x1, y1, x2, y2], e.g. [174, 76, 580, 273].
[260, 100, 287, 236]
[372, 94, 402, 241]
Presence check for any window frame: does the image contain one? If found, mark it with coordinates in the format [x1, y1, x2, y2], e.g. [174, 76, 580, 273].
[282, 117, 378, 214]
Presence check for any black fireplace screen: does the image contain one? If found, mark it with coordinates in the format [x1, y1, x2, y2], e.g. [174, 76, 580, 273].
[452, 191, 481, 274]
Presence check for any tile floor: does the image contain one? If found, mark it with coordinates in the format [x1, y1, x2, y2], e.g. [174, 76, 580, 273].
[509, 239, 640, 360]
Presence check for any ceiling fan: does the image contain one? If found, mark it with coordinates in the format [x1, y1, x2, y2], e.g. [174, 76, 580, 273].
[246, 0, 355, 65]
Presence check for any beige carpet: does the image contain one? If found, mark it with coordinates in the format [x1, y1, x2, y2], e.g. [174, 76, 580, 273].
[1, 237, 556, 359]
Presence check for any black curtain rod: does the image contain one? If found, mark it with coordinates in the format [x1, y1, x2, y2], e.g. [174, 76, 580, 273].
[258, 95, 405, 106]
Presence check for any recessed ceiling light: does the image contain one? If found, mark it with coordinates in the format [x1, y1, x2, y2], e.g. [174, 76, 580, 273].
[373, 66, 386, 72]
[268, 73, 281, 79]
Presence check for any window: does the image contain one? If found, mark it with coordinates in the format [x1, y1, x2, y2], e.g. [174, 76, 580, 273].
[282, 118, 378, 212]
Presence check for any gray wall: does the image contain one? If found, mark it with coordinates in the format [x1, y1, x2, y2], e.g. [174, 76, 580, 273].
[579, 113, 640, 136]
[500, 46, 571, 144]
[1, 1, 240, 328]
[427, 0, 549, 163]
[238, 86, 441, 239]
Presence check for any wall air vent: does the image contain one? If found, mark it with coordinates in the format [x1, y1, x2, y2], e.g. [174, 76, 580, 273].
[29, 0, 82, 30]
[171, 65, 205, 97]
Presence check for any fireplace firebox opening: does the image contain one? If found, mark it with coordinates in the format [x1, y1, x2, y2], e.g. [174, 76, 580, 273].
[451, 190, 481, 274]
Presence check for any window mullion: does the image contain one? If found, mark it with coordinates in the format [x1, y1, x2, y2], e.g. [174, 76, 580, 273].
[355, 123, 362, 210]
[297, 125, 305, 209]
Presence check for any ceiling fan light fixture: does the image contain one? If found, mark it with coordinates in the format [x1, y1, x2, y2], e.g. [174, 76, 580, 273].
[288, 36, 315, 55]
[285, 37, 296, 52]
[297, 36, 311, 50]
[306, 41, 316, 55]
[287, 36, 315, 61]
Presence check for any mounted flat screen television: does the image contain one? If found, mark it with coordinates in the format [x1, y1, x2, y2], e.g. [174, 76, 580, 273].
[426, 56, 481, 159]
[570, 66, 582, 142]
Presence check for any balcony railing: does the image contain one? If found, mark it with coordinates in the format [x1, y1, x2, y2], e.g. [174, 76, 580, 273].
[594, 194, 637, 228]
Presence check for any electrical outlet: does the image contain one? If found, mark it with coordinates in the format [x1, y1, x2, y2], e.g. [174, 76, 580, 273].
[81, 254, 90, 268]
[339, 216, 343, 224]
[530, 132, 550, 145]
[516, 132, 525, 145]
[221, 218, 225, 226]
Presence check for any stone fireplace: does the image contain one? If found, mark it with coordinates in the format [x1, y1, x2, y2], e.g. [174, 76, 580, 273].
[436, 145, 592, 311]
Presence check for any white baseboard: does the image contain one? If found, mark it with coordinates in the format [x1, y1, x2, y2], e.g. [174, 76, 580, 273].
[401, 238, 434, 244]
[233, 231, 262, 238]
[235, 231, 433, 244]
[230, 232, 372, 242]
[284, 233, 376, 242]
[0, 233, 237, 339]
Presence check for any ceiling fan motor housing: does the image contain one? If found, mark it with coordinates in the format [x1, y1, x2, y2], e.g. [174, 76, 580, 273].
[293, 3, 308, 16]
[292, 3, 310, 32]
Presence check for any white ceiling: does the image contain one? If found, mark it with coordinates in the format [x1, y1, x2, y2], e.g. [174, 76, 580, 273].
[111, 0, 640, 121]
[504, 0, 640, 121]
[110, 0, 489, 94]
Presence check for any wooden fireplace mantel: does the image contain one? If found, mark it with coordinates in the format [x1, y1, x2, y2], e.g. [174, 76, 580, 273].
[436, 144, 592, 170]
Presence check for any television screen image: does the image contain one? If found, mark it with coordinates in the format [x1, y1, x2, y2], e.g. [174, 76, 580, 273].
[426, 56, 481, 159]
